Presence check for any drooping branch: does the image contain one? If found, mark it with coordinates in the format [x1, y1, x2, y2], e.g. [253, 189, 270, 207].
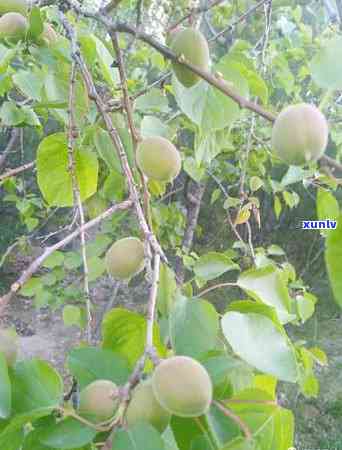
[0, 200, 133, 314]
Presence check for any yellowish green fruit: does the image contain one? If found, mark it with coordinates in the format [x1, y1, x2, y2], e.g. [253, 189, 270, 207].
[271, 103, 328, 166]
[85, 194, 108, 220]
[0, 0, 28, 16]
[126, 379, 171, 432]
[39, 23, 58, 46]
[152, 356, 213, 418]
[0, 329, 18, 367]
[0, 12, 28, 42]
[136, 136, 181, 182]
[171, 28, 210, 88]
[105, 237, 145, 280]
[79, 380, 118, 423]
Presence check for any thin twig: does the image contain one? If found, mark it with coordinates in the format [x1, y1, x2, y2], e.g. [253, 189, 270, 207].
[0, 161, 35, 182]
[195, 282, 237, 298]
[145, 253, 160, 352]
[167, 0, 226, 33]
[65, 36, 92, 344]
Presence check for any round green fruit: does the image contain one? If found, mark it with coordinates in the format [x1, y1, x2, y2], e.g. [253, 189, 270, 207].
[152, 356, 213, 418]
[79, 380, 118, 423]
[105, 237, 145, 280]
[0, 12, 28, 42]
[271, 103, 328, 166]
[126, 379, 171, 432]
[0, 0, 28, 16]
[0, 329, 18, 366]
[136, 136, 181, 182]
[171, 28, 210, 88]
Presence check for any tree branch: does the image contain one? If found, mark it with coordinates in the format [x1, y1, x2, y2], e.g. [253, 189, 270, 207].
[60, 13, 167, 263]
[0, 129, 20, 170]
[0, 200, 133, 314]
[65, 32, 93, 343]
[0, 161, 35, 182]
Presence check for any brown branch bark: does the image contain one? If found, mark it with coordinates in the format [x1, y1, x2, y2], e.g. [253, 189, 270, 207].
[175, 180, 206, 284]
[0, 200, 132, 314]
[0, 161, 35, 182]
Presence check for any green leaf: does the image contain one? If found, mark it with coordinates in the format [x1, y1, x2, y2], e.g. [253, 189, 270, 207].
[325, 215, 342, 307]
[183, 157, 206, 182]
[0, 408, 54, 441]
[27, 6, 44, 40]
[94, 128, 121, 173]
[157, 263, 177, 316]
[13, 70, 43, 101]
[0, 102, 24, 126]
[316, 188, 339, 222]
[12, 360, 63, 414]
[85, 35, 119, 89]
[0, 353, 11, 419]
[112, 422, 165, 450]
[38, 418, 96, 449]
[67, 347, 130, 390]
[102, 308, 166, 367]
[87, 256, 106, 282]
[296, 292, 316, 323]
[194, 252, 239, 281]
[0, 429, 24, 450]
[173, 57, 248, 132]
[170, 296, 219, 358]
[43, 251, 65, 269]
[237, 265, 295, 324]
[37, 133, 98, 207]
[63, 305, 82, 328]
[135, 88, 169, 113]
[221, 311, 298, 382]
[310, 36, 342, 89]
[171, 416, 208, 450]
[141, 116, 169, 138]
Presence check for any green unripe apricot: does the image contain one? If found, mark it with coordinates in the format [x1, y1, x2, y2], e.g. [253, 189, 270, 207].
[171, 28, 210, 88]
[271, 103, 328, 166]
[0, 12, 28, 42]
[0, 329, 18, 366]
[0, 0, 28, 16]
[152, 356, 213, 418]
[136, 136, 181, 182]
[105, 237, 145, 280]
[79, 380, 118, 423]
[126, 379, 171, 432]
